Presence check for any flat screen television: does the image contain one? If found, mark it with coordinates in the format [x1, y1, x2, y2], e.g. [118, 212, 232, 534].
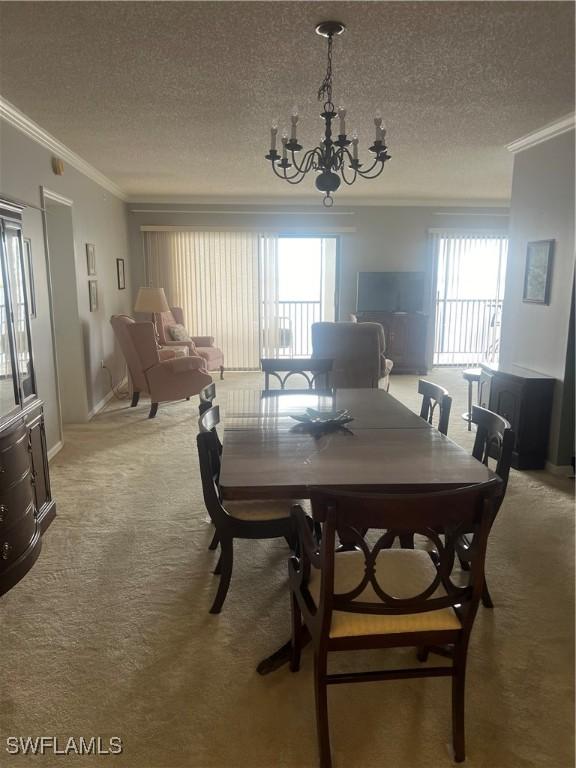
[356, 271, 426, 313]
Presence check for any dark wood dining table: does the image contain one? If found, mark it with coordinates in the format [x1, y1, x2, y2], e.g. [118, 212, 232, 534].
[218, 388, 494, 673]
[220, 388, 493, 500]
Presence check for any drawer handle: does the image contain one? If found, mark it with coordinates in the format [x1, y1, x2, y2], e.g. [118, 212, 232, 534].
[0, 504, 7, 524]
[1, 542, 12, 560]
[0, 465, 5, 474]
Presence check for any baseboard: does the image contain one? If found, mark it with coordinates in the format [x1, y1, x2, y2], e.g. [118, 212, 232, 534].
[545, 461, 574, 477]
[88, 377, 128, 419]
[47, 440, 64, 462]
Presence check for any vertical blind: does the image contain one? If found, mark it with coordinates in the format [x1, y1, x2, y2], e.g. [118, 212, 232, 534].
[143, 231, 261, 369]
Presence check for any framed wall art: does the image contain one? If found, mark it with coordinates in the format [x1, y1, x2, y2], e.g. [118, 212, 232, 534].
[88, 279, 99, 312]
[116, 258, 126, 290]
[523, 240, 554, 305]
[86, 243, 96, 276]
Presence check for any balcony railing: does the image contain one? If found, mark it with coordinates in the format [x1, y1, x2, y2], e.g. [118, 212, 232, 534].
[434, 298, 503, 366]
[269, 300, 322, 358]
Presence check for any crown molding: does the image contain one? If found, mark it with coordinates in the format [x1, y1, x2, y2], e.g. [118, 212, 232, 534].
[507, 113, 575, 154]
[0, 96, 127, 200]
[127, 195, 509, 208]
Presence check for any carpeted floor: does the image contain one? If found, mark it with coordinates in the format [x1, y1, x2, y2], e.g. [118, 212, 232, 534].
[1, 369, 573, 768]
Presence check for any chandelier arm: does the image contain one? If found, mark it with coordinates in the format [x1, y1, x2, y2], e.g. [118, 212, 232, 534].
[340, 162, 358, 186]
[280, 172, 309, 185]
[290, 147, 321, 175]
[271, 162, 303, 183]
[356, 161, 387, 180]
[281, 162, 310, 184]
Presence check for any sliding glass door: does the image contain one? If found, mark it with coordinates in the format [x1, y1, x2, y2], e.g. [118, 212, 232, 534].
[431, 232, 508, 365]
[261, 235, 337, 359]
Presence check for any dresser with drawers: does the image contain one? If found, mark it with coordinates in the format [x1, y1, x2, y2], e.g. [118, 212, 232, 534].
[0, 199, 55, 597]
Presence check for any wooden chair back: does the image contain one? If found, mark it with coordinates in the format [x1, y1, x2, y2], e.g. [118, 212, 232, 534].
[196, 407, 230, 528]
[292, 480, 502, 636]
[261, 357, 333, 391]
[418, 379, 452, 436]
[199, 382, 216, 415]
[470, 405, 514, 498]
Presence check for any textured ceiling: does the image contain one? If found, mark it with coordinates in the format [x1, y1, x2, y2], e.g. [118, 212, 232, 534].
[0, 1, 574, 203]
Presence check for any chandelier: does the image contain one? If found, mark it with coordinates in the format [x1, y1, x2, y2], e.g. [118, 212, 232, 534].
[265, 21, 391, 207]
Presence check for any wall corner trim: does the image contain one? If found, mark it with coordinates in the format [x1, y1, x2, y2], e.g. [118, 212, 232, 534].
[0, 96, 127, 200]
[507, 113, 576, 154]
[47, 441, 64, 462]
[88, 378, 128, 420]
[545, 461, 575, 477]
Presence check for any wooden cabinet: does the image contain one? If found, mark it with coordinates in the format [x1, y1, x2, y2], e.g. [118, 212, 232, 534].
[353, 311, 429, 374]
[0, 199, 55, 597]
[480, 362, 554, 470]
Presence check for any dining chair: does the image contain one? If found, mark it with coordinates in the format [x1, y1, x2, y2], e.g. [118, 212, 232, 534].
[198, 393, 221, 553]
[418, 379, 452, 436]
[459, 405, 514, 608]
[288, 479, 502, 767]
[199, 382, 216, 415]
[261, 357, 333, 391]
[196, 405, 297, 613]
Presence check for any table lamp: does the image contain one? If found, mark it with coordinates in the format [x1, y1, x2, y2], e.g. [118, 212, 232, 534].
[134, 286, 170, 339]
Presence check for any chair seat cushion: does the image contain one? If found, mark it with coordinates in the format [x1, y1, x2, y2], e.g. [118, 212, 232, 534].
[225, 499, 293, 521]
[308, 549, 461, 638]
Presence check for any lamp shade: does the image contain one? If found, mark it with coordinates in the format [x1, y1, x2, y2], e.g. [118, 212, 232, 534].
[134, 287, 170, 314]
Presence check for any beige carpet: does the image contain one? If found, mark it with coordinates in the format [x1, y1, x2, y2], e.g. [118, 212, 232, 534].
[1, 369, 573, 768]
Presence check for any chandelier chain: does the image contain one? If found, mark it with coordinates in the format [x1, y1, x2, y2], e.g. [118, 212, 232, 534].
[317, 34, 334, 105]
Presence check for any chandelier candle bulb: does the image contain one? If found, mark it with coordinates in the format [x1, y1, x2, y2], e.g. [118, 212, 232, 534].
[352, 133, 359, 161]
[281, 133, 288, 160]
[291, 110, 299, 141]
[270, 123, 278, 151]
[338, 106, 346, 135]
[374, 111, 383, 142]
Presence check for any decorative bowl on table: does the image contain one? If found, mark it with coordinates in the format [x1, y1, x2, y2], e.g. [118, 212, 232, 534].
[290, 408, 354, 435]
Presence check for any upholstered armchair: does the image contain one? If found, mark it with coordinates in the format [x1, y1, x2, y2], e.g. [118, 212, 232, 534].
[111, 314, 212, 418]
[311, 321, 393, 390]
[155, 307, 225, 380]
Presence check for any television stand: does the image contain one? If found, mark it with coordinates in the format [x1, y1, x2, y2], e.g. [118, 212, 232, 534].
[352, 311, 429, 375]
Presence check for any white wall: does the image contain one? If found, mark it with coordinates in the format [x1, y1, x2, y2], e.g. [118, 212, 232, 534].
[0, 120, 133, 449]
[500, 129, 575, 465]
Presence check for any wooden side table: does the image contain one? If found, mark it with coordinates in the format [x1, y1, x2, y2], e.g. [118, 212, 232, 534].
[462, 367, 482, 431]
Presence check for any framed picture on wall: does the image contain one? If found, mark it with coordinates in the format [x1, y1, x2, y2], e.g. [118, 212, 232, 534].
[523, 240, 554, 305]
[23, 238, 37, 318]
[88, 279, 99, 312]
[116, 258, 126, 290]
[86, 243, 96, 275]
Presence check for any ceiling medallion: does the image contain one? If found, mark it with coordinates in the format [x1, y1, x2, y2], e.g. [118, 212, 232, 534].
[265, 21, 391, 207]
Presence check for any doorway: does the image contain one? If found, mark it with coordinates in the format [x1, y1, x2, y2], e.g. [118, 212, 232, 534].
[431, 232, 508, 366]
[42, 190, 89, 423]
